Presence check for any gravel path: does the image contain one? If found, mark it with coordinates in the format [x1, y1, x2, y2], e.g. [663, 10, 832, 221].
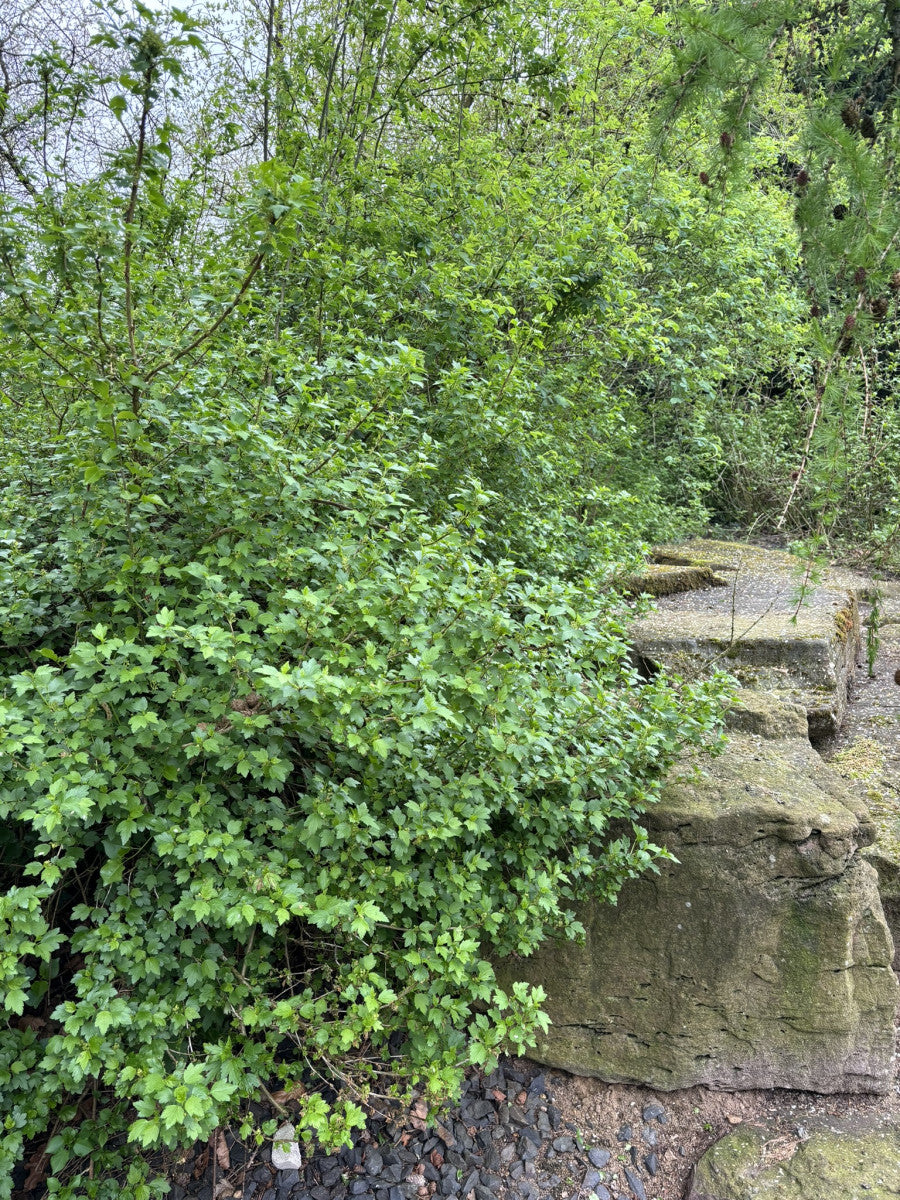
[166, 1047, 900, 1200]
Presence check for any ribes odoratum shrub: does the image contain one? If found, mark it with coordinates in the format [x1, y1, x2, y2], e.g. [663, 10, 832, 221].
[0, 376, 726, 1199]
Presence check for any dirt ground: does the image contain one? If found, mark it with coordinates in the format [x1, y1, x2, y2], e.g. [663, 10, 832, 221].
[542, 1054, 900, 1200]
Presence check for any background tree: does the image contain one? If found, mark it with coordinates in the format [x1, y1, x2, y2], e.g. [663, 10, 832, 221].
[657, 0, 900, 545]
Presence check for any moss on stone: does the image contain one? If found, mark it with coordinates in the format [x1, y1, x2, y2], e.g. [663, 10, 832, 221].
[690, 1118, 900, 1199]
[624, 563, 729, 597]
[493, 700, 897, 1093]
[831, 737, 887, 784]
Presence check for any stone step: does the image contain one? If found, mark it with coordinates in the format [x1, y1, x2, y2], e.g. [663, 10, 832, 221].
[631, 539, 867, 740]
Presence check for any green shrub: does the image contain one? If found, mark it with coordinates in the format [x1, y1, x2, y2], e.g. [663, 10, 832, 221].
[0, 383, 727, 1197]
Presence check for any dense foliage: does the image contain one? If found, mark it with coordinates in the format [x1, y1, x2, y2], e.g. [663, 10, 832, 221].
[3, 0, 900, 1192]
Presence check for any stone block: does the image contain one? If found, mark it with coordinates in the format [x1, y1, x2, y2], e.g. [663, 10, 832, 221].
[495, 693, 898, 1093]
[632, 539, 866, 740]
[687, 1117, 900, 1199]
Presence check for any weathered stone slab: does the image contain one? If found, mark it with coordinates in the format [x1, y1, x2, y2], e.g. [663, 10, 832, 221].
[687, 1117, 900, 1199]
[496, 692, 898, 1093]
[633, 539, 866, 740]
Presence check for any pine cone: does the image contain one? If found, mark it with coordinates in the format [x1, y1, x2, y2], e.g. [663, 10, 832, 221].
[833, 203, 849, 220]
[843, 313, 857, 333]
[699, 171, 710, 185]
[854, 266, 867, 286]
[890, 270, 900, 291]
[861, 113, 877, 140]
[719, 131, 734, 150]
[872, 296, 890, 319]
[810, 303, 822, 318]
[841, 100, 861, 129]
[795, 169, 809, 187]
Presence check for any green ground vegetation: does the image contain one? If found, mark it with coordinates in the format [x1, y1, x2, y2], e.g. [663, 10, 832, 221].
[2, 0, 900, 1193]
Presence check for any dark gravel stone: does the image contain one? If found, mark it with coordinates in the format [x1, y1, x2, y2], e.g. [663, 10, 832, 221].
[642, 1104, 665, 1124]
[473, 1188, 494, 1200]
[644, 1153, 659, 1178]
[168, 1189, 186, 1200]
[616, 1125, 633, 1143]
[278, 1170, 301, 1188]
[423, 1164, 441, 1183]
[366, 1151, 384, 1176]
[484, 1148, 503, 1173]
[623, 1167, 647, 1200]
[380, 1165, 403, 1185]
[519, 1127, 542, 1149]
[519, 1140, 540, 1163]
[461, 1169, 480, 1195]
[440, 1181, 459, 1198]
[535, 1111, 551, 1135]
[389, 1188, 404, 1200]
[547, 1106, 562, 1131]
[552, 1136, 576, 1153]
[311, 1188, 331, 1200]
[253, 1168, 273, 1184]
[630, 1145, 639, 1166]
[516, 1184, 537, 1200]
[464, 1100, 495, 1122]
[506, 1105, 528, 1126]
[588, 1149, 611, 1169]
[454, 1126, 475, 1151]
[594, 1189, 611, 1200]
[509, 1164, 524, 1181]
[321, 1166, 343, 1188]
[196, 1188, 213, 1200]
[260, 1192, 276, 1200]
[351, 1182, 371, 1195]
[528, 1074, 546, 1097]
[583, 1170, 603, 1190]
[640, 1126, 657, 1147]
